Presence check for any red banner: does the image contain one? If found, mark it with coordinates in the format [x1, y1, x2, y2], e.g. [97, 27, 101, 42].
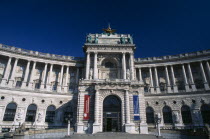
[83, 95, 90, 120]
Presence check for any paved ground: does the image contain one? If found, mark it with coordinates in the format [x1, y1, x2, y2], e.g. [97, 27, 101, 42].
[1, 131, 208, 139]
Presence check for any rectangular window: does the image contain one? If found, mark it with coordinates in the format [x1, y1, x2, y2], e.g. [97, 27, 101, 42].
[16, 81, 22, 88]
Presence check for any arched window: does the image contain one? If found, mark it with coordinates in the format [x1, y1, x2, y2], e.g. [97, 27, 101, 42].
[45, 105, 56, 123]
[146, 107, 155, 124]
[25, 104, 37, 122]
[181, 105, 192, 124]
[3, 103, 17, 121]
[105, 62, 114, 68]
[163, 106, 173, 124]
[201, 104, 210, 124]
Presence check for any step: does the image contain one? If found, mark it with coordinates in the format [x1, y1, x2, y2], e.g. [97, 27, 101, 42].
[65, 132, 163, 139]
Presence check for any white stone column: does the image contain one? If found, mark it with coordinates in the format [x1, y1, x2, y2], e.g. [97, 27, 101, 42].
[76, 93, 85, 134]
[85, 52, 90, 80]
[93, 90, 100, 133]
[28, 61, 36, 89]
[154, 67, 161, 93]
[170, 65, 178, 93]
[165, 66, 172, 93]
[122, 52, 126, 79]
[129, 52, 135, 80]
[8, 58, 19, 87]
[149, 67, 155, 93]
[40, 63, 48, 90]
[206, 61, 210, 80]
[1, 57, 12, 86]
[63, 66, 69, 93]
[46, 64, 53, 91]
[200, 61, 210, 90]
[187, 63, 197, 91]
[139, 68, 143, 82]
[21, 61, 31, 89]
[182, 64, 190, 92]
[57, 65, 64, 92]
[93, 52, 98, 80]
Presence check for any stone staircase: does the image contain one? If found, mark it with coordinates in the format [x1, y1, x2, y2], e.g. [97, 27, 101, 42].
[65, 132, 163, 139]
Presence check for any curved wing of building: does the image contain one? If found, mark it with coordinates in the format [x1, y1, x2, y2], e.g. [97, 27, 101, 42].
[0, 28, 210, 134]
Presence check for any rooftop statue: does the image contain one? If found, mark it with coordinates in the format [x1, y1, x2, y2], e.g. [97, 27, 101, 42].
[95, 37, 98, 44]
[120, 37, 126, 44]
[127, 36, 133, 44]
[102, 24, 116, 35]
[87, 35, 92, 43]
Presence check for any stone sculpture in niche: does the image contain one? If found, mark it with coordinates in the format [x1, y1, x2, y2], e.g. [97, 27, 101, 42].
[16, 108, 23, 122]
[173, 111, 180, 124]
[37, 113, 43, 123]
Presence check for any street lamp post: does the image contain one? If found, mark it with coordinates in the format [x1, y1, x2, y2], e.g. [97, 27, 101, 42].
[155, 113, 161, 137]
[65, 114, 72, 137]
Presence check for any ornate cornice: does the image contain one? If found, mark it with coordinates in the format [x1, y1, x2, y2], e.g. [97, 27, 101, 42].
[135, 49, 210, 64]
[0, 44, 85, 63]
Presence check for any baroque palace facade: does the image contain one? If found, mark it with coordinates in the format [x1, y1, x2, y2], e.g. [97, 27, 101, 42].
[0, 27, 210, 134]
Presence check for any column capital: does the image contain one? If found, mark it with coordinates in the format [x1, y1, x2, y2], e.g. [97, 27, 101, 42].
[86, 52, 90, 55]
[94, 52, 98, 54]
[122, 52, 126, 54]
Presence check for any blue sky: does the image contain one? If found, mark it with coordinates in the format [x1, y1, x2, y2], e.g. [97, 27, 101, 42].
[0, 0, 209, 58]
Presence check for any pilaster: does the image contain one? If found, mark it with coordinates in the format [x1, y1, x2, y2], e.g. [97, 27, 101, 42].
[28, 61, 36, 89]
[0, 57, 12, 87]
[21, 61, 31, 89]
[40, 63, 48, 90]
[8, 58, 19, 87]
[46, 64, 53, 91]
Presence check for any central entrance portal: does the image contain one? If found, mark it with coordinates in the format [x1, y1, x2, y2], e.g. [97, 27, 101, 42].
[103, 95, 121, 132]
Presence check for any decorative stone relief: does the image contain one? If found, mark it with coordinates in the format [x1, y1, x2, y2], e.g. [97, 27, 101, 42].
[36, 112, 43, 123]
[172, 111, 180, 124]
[16, 108, 24, 122]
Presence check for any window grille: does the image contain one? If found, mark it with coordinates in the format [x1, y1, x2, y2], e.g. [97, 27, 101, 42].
[181, 105, 192, 124]
[3, 103, 17, 121]
[25, 104, 37, 122]
[163, 106, 173, 124]
[146, 107, 154, 124]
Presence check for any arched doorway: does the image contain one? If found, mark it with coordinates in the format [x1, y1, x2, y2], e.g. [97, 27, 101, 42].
[103, 95, 121, 132]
